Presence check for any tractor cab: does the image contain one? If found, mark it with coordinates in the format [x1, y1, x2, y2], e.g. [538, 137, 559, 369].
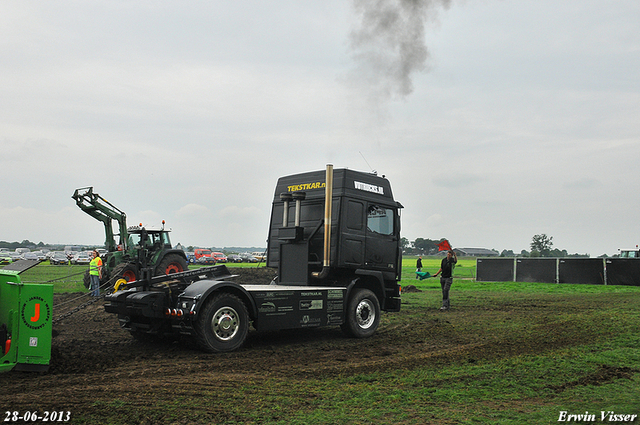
[127, 224, 173, 252]
[618, 247, 640, 258]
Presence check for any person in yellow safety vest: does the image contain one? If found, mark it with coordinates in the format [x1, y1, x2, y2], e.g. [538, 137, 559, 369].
[89, 250, 103, 297]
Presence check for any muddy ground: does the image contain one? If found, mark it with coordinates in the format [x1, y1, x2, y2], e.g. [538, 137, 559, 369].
[0, 268, 635, 423]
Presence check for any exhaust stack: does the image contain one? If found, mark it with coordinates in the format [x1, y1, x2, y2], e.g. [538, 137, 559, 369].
[312, 164, 333, 279]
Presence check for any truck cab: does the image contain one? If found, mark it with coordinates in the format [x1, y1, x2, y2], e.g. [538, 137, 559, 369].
[266, 167, 403, 311]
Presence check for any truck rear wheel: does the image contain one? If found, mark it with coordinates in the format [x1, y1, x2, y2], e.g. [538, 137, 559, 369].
[194, 293, 249, 353]
[156, 253, 188, 276]
[341, 288, 380, 338]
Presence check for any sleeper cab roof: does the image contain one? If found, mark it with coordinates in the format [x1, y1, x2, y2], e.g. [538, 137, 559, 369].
[272, 168, 400, 206]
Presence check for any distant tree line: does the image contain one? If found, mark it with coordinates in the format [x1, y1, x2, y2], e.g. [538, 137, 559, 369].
[402, 237, 450, 256]
[2, 235, 595, 258]
[0, 240, 100, 252]
[0, 240, 47, 250]
[402, 234, 592, 258]
[0, 240, 265, 255]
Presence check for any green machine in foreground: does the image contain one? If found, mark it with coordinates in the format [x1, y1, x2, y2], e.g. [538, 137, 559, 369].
[0, 260, 53, 372]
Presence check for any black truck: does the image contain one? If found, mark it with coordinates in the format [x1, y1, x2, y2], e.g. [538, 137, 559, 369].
[104, 165, 403, 352]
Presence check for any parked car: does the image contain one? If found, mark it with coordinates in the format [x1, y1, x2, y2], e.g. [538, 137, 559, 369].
[72, 252, 91, 265]
[32, 250, 47, 261]
[0, 253, 12, 265]
[194, 248, 213, 260]
[212, 252, 227, 263]
[227, 254, 243, 263]
[252, 251, 266, 261]
[196, 256, 216, 265]
[20, 252, 40, 261]
[50, 252, 69, 265]
[240, 252, 259, 263]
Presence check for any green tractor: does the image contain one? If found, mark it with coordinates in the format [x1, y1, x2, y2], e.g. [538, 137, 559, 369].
[72, 187, 188, 291]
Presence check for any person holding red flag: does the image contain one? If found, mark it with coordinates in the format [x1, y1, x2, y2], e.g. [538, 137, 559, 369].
[433, 242, 457, 311]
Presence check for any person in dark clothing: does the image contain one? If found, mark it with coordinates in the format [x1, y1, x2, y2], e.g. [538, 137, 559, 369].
[433, 250, 457, 311]
[416, 256, 423, 272]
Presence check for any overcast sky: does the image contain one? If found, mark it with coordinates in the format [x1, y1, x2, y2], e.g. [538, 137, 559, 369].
[1, 1, 639, 257]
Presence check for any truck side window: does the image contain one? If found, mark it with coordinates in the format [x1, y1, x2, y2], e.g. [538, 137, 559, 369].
[367, 205, 393, 236]
[347, 200, 364, 230]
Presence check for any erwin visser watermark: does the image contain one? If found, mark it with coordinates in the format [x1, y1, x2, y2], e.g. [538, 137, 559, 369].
[558, 411, 638, 422]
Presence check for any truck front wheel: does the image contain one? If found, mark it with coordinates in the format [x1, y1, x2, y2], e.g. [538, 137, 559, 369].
[194, 293, 249, 353]
[341, 288, 381, 338]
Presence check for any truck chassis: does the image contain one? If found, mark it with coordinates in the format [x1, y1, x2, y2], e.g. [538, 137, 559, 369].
[105, 265, 381, 352]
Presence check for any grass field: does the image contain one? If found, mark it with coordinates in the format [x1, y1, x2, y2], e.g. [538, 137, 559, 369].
[18, 256, 478, 293]
[17, 260, 272, 292]
[9, 257, 640, 424]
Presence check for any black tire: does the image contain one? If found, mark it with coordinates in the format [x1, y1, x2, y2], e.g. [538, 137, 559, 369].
[341, 288, 381, 338]
[193, 293, 249, 353]
[155, 253, 188, 276]
[108, 263, 138, 292]
[82, 270, 91, 289]
[84, 268, 112, 291]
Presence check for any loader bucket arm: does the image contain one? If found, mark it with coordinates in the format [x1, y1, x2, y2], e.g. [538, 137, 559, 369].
[72, 187, 128, 252]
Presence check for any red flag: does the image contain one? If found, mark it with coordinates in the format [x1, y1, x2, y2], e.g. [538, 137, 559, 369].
[438, 239, 452, 252]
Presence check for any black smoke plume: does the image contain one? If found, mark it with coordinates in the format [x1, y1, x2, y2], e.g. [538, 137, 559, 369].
[349, 0, 451, 100]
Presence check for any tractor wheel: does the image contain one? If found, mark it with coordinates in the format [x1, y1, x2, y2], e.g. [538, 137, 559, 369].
[193, 293, 249, 353]
[155, 253, 188, 276]
[341, 288, 381, 338]
[83, 269, 109, 290]
[82, 270, 91, 289]
[108, 263, 138, 292]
